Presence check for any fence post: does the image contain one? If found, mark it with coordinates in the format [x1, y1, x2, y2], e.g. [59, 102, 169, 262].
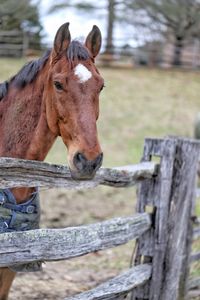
[131, 137, 200, 300]
[23, 31, 29, 57]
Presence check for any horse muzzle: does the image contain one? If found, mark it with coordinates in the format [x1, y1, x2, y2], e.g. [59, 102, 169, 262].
[70, 152, 103, 180]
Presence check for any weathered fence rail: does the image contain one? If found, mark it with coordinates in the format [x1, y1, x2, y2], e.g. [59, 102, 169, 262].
[0, 213, 151, 267]
[0, 137, 200, 299]
[0, 157, 157, 189]
[0, 30, 41, 57]
[65, 265, 152, 300]
[0, 30, 25, 57]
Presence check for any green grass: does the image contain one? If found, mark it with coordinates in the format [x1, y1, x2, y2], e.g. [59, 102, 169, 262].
[0, 57, 26, 81]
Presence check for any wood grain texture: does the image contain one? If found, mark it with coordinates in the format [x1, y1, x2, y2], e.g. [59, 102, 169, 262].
[0, 157, 157, 189]
[131, 137, 200, 300]
[0, 213, 151, 267]
[131, 138, 178, 300]
[161, 139, 200, 300]
[65, 264, 152, 300]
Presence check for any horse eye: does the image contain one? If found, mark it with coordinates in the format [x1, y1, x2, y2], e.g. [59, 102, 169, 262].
[54, 81, 63, 90]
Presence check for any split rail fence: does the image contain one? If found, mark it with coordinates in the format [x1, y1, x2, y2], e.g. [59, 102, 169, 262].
[0, 137, 200, 299]
[0, 31, 27, 57]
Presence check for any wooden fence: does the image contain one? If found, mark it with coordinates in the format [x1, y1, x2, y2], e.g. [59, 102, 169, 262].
[0, 30, 26, 57]
[0, 30, 41, 57]
[0, 137, 199, 299]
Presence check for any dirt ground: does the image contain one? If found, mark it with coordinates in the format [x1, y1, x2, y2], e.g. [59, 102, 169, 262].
[9, 186, 136, 300]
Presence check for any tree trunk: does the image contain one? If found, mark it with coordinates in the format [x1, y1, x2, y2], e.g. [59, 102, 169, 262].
[173, 36, 184, 66]
[105, 0, 115, 54]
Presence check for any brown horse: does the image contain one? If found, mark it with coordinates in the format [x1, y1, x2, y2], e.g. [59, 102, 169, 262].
[0, 22, 104, 299]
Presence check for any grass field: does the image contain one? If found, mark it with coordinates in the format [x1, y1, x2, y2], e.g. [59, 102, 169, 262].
[0, 58, 200, 298]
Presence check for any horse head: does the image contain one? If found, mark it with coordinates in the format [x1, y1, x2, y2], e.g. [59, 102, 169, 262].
[45, 23, 104, 180]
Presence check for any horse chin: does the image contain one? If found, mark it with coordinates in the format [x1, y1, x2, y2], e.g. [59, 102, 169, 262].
[70, 169, 96, 181]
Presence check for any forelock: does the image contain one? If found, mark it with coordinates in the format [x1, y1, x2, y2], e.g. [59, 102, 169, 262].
[66, 40, 90, 62]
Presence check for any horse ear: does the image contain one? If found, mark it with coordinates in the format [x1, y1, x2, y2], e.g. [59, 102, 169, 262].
[85, 25, 102, 58]
[52, 22, 71, 59]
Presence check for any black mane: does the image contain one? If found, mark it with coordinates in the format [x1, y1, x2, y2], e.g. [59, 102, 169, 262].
[12, 50, 51, 89]
[67, 40, 90, 61]
[0, 40, 90, 101]
[0, 50, 50, 100]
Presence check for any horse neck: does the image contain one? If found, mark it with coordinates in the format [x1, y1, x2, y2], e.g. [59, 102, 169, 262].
[0, 61, 57, 202]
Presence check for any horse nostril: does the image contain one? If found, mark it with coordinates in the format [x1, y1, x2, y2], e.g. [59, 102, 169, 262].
[73, 152, 87, 171]
[76, 153, 86, 163]
[73, 152, 103, 174]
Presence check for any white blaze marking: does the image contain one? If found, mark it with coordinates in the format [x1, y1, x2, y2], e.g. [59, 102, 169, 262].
[74, 64, 92, 83]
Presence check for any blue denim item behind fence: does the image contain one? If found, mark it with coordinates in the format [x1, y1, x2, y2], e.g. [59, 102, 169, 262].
[0, 189, 42, 272]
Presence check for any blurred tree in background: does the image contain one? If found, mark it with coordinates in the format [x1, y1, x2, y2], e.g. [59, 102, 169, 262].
[49, 0, 200, 65]
[49, 0, 126, 54]
[0, 0, 42, 49]
[125, 0, 200, 65]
